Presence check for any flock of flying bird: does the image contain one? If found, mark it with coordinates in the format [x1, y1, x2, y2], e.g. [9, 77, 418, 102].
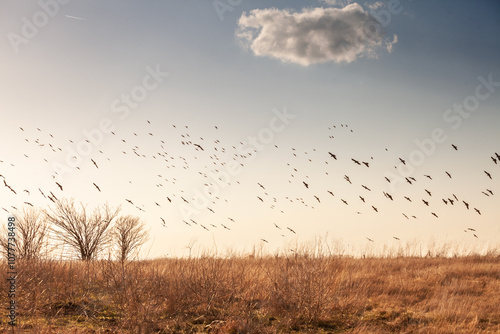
[1, 121, 498, 247]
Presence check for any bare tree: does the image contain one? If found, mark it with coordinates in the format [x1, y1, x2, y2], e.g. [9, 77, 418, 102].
[45, 198, 120, 261]
[0, 207, 49, 260]
[113, 215, 149, 262]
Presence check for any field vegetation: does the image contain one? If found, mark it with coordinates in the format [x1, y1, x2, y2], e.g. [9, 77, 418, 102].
[1, 249, 499, 333]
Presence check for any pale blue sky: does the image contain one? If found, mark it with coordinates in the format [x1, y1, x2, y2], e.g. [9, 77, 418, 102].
[1, 1, 499, 257]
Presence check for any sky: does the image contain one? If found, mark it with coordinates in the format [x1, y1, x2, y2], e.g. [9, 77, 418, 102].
[1, 0, 499, 258]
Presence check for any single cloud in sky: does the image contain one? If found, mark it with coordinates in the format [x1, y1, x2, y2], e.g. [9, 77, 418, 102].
[320, 0, 383, 10]
[320, 0, 353, 7]
[236, 4, 397, 66]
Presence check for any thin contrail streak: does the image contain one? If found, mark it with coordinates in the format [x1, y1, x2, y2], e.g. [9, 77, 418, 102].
[65, 15, 88, 21]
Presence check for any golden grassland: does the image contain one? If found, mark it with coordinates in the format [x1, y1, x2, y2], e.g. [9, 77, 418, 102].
[1, 251, 499, 333]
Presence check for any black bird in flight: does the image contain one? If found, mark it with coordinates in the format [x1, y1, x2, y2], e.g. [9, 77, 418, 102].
[362, 161, 370, 167]
[372, 206, 378, 212]
[274, 223, 281, 229]
[91, 159, 98, 168]
[327, 190, 334, 197]
[442, 199, 448, 205]
[448, 198, 454, 205]
[314, 195, 320, 203]
[405, 177, 412, 185]
[484, 171, 492, 179]
[366, 237, 374, 242]
[402, 213, 409, 219]
[393, 237, 400, 240]
[431, 212, 438, 218]
[351, 158, 361, 165]
[55, 182, 63, 191]
[399, 158, 406, 165]
[93, 183, 101, 192]
[3, 180, 16, 194]
[49, 191, 58, 201]
[445, 171, 452, 178]
[344, 175, 352, 184]
[328, 152, 337, 160]
[451, 144, 458, 151]
[303, 181, 309, 189]
[425, 189, 432, 196]
[424, 174, 433, 180]
[361, 185, 371, 191]
[486, 189, 494, 195]
[385, 177, 391, 183]
[422, 199, 429, 206]
[359, 196, 365, 203]
[474, 208, 481, 215]
[383, 192, 393, 201]
[341, 199, 348, 205]
[287, 227, 296, 234]
[491, 156, 497, 164]
[404, 196, 412, 202]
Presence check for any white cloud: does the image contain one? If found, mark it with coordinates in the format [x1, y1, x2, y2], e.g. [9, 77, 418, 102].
[367, 1, 384, 10]
[236, 4, 397, 66]
[320, 0, 353, 7]
[321, 0, 382, 10]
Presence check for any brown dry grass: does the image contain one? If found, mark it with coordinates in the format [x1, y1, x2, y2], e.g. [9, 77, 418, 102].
[1, 253, 499, 333]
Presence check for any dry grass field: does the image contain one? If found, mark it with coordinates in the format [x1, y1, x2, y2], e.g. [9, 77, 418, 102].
[1, 251, 499, 333]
